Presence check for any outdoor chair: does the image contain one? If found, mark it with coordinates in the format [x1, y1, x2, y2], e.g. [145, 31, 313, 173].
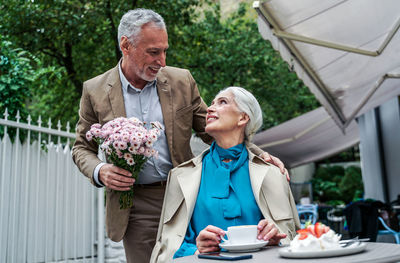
[377, 216, 400, 244]
[296, 204, 318, 228]
[327, 206, 346, 234]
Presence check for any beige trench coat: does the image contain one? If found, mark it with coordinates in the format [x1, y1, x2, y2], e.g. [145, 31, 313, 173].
[150, 148, 300, 263]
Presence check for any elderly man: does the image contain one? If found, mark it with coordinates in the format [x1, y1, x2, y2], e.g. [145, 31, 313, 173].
[72, 8, 287, 263]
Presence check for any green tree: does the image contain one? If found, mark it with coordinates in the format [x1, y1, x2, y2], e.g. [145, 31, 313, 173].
[168, 4, 319, 128]
[312, 165, 363, 205]
[338, 166, 364, 203]
[0, 35, 59, 139]
[1, 1, 318, 129]
[0, 0, 204, 125]
[1, 0, 114, 125]
[312, 166, 344, 204]
[0, 37, 32, 120]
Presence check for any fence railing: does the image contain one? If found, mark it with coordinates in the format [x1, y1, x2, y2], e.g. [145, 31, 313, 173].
[0, 109, 104, 263]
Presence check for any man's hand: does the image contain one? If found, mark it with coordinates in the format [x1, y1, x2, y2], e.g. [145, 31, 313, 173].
[260, 152, 290, 181]
[99, 164, 135, 191]
[195, 225, 224, 254]
[257, 219, 287, 245]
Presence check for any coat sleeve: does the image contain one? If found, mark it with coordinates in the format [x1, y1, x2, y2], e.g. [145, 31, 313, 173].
[275, 174, 301, 244]
[150, 170, 184, 263]
[255, 162, 300, 245]
[173, 222, 198, 258]
[277, 182, 301, 244]
[71, 83, 103, 186]
[150, 177, 169, 263]
[187, 71, 213, 145]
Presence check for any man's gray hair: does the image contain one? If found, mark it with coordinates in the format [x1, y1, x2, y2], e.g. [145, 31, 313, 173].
[218, 87, 263, 141]
[118, 9, 166, 47]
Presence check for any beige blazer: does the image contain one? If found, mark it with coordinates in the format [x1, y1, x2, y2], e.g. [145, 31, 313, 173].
[150, 148, 300, 263]
[72, 64, 212, 241]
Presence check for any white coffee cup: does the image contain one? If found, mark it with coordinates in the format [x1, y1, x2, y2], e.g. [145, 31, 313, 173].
[221, 225, 258, 245]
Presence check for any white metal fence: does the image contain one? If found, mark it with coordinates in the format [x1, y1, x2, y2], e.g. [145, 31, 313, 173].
[0, 109, 104, 263]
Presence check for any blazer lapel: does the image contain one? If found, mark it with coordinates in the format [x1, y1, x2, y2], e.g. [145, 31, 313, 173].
[156, 70, 173, 152]
[248, 160, 266, 206]
[106, 65, 126, 118]
[248, 151, 274, 222]
[176, 156, 203, 223]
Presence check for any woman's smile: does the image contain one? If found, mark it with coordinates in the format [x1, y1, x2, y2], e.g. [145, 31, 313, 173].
[206, 114, 218, 123]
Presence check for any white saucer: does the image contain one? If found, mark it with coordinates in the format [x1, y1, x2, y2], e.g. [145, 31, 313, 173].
[219, 240, 269, 252]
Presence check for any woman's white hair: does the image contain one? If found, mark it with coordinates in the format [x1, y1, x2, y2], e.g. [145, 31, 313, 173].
[118, 9, 166, 48]
[218, 86, 263, 142]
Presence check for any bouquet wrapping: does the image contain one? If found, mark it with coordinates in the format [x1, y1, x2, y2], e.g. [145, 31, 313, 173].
[86, 117, 163, 209]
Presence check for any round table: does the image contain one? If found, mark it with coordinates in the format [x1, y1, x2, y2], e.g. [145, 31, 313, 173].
[173, 242, 400, 263]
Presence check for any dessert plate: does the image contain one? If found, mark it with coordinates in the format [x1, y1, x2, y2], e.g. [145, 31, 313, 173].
[279, 241, 367, 258]
[219, 240, 269, 252]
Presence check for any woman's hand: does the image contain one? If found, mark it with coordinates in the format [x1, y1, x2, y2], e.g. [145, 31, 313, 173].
[257, 219, 287, 245]
[195, 225, 225, 254]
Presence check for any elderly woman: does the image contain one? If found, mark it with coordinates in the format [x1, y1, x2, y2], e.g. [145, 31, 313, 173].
[151, 87, 300, 262]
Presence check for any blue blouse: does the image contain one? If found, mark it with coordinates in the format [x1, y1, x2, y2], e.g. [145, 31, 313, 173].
[174, 142, 263, 258]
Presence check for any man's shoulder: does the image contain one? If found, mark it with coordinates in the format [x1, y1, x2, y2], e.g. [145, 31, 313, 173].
[248, 150, 284, 177]
[158, 66, 191, 79]
[84, 65, 118, 90]
[161, 65, 189, 74]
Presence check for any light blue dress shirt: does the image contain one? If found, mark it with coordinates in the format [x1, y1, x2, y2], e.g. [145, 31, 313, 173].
[94, 62, 172, 185]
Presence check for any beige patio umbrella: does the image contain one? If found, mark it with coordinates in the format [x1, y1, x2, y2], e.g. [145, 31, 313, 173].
[254, 0, 400, 129]
[253, 0, 400, 168]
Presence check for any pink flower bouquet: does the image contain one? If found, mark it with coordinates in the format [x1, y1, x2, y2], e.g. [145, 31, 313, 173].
[86, 117, 163, 209]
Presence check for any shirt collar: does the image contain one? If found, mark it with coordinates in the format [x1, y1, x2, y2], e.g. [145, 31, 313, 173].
[118, 60, 157, 93]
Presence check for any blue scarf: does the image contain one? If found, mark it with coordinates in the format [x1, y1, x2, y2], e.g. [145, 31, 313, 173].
[204, 141, 249, 218]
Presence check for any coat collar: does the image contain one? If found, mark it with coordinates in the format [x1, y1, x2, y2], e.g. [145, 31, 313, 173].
[104, 64, 173, 120]
[248, 151, 267, 206]
[173, 148, 206, 223]
[178, 145, 268, 170]
[155, 68, 173, 151]
[105, 64, 126, 118]
[173, 146, 272, 223]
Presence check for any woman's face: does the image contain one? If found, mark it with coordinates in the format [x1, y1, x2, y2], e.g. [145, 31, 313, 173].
[205, 91, 246, 137]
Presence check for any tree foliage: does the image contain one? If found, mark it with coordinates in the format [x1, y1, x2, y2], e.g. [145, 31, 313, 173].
[0, 36, 33, 120]
[0, 35, 60, 120]
[169, 4, 319, 128]
[0, 35, 60, 139]
[0, 0, 205, 125]
[0, 0, 318, 130]
[312, 165, 364, 205]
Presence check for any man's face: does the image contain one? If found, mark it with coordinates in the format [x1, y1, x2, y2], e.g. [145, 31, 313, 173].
[121, 22, 169, 85]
